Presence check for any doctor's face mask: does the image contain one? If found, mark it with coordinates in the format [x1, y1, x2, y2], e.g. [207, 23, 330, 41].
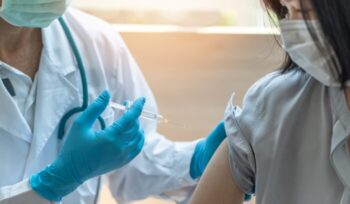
[0, 0, 71, 28]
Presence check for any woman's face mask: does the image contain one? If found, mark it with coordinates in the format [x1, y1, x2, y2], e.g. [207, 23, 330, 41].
[279, 0, 347, 87]
[0, 0, 71, 28]
[279, 19, 344, 87]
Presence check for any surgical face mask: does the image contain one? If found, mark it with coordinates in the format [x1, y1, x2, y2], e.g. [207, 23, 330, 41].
[0, 0, 71, 28]
[279, 19, 345, 87]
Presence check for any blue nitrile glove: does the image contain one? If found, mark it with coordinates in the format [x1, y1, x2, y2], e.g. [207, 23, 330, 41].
[190, 121, 226, 179]
[30, 91, 145, 202]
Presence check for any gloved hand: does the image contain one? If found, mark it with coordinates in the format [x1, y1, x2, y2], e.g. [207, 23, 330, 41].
[190, 121, 226, 179]
[30, 91, 145, 202]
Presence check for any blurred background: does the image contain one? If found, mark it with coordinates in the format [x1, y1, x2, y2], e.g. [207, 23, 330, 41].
[72, 0, 284, 203]
[72, 0, 270, 27]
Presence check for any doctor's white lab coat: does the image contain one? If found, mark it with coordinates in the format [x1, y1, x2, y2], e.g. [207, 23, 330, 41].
[0, 9, 197, 204]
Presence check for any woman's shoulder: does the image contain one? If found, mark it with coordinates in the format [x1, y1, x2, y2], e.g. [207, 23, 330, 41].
[227, 68, 321, 151]
[242, 68, 315, 114]
[224, 70, 313, 194]
[233, 68, 322, 136]
[247, 68, 311, 98]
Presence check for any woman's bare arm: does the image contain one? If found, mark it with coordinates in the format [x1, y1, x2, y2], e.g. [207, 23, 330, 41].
[190, 139, 245, 204]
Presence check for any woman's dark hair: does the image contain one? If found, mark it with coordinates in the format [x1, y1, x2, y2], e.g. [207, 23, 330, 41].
[262, 0, 350, 87]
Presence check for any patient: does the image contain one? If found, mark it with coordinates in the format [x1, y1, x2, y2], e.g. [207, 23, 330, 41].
[190, 0, 350, 203]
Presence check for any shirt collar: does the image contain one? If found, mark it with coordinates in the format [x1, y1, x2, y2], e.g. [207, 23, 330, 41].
[0, 61, 32, 83]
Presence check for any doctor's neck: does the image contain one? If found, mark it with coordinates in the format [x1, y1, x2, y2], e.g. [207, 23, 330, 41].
[0, 18, 41, 53]
[0, 17, 42, 79]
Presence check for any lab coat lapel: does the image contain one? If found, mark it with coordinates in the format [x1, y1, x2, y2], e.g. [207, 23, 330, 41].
[24, 20, 81, 173]
[0, 75, 32, 143]
[24, 56, 80, 174]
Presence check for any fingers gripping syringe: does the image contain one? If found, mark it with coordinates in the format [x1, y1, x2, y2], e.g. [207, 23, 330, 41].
[109, 101, 187, 128]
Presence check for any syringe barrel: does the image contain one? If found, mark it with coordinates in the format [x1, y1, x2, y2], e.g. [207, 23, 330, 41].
[110, 101, 164, 123]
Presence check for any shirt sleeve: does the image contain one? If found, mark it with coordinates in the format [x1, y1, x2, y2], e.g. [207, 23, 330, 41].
[224, 101, 256, 194]
[102, 29, 198, 203]
[224, 72, 280, 195]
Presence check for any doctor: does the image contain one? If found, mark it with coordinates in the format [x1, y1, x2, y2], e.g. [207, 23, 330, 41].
[0, 0, 227, 203]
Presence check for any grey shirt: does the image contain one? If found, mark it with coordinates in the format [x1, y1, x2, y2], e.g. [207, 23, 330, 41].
[225, 68, 350, 204]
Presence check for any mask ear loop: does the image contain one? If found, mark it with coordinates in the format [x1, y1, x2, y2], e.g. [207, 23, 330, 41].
[279, 0, 289, 19]
[282, 8, 289, 20]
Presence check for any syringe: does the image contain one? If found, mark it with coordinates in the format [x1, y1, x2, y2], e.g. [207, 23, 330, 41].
[109, 101, 169, 124]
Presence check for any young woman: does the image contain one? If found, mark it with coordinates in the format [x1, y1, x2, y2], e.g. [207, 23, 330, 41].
[190, 0, 350, 203]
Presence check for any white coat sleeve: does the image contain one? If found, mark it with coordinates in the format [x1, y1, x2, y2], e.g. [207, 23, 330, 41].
[103, 33, 198, 204]
[0, 179, 51, 204]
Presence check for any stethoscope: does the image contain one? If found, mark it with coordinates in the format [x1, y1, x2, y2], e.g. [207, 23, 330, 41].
[56, 17, 105, 204]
